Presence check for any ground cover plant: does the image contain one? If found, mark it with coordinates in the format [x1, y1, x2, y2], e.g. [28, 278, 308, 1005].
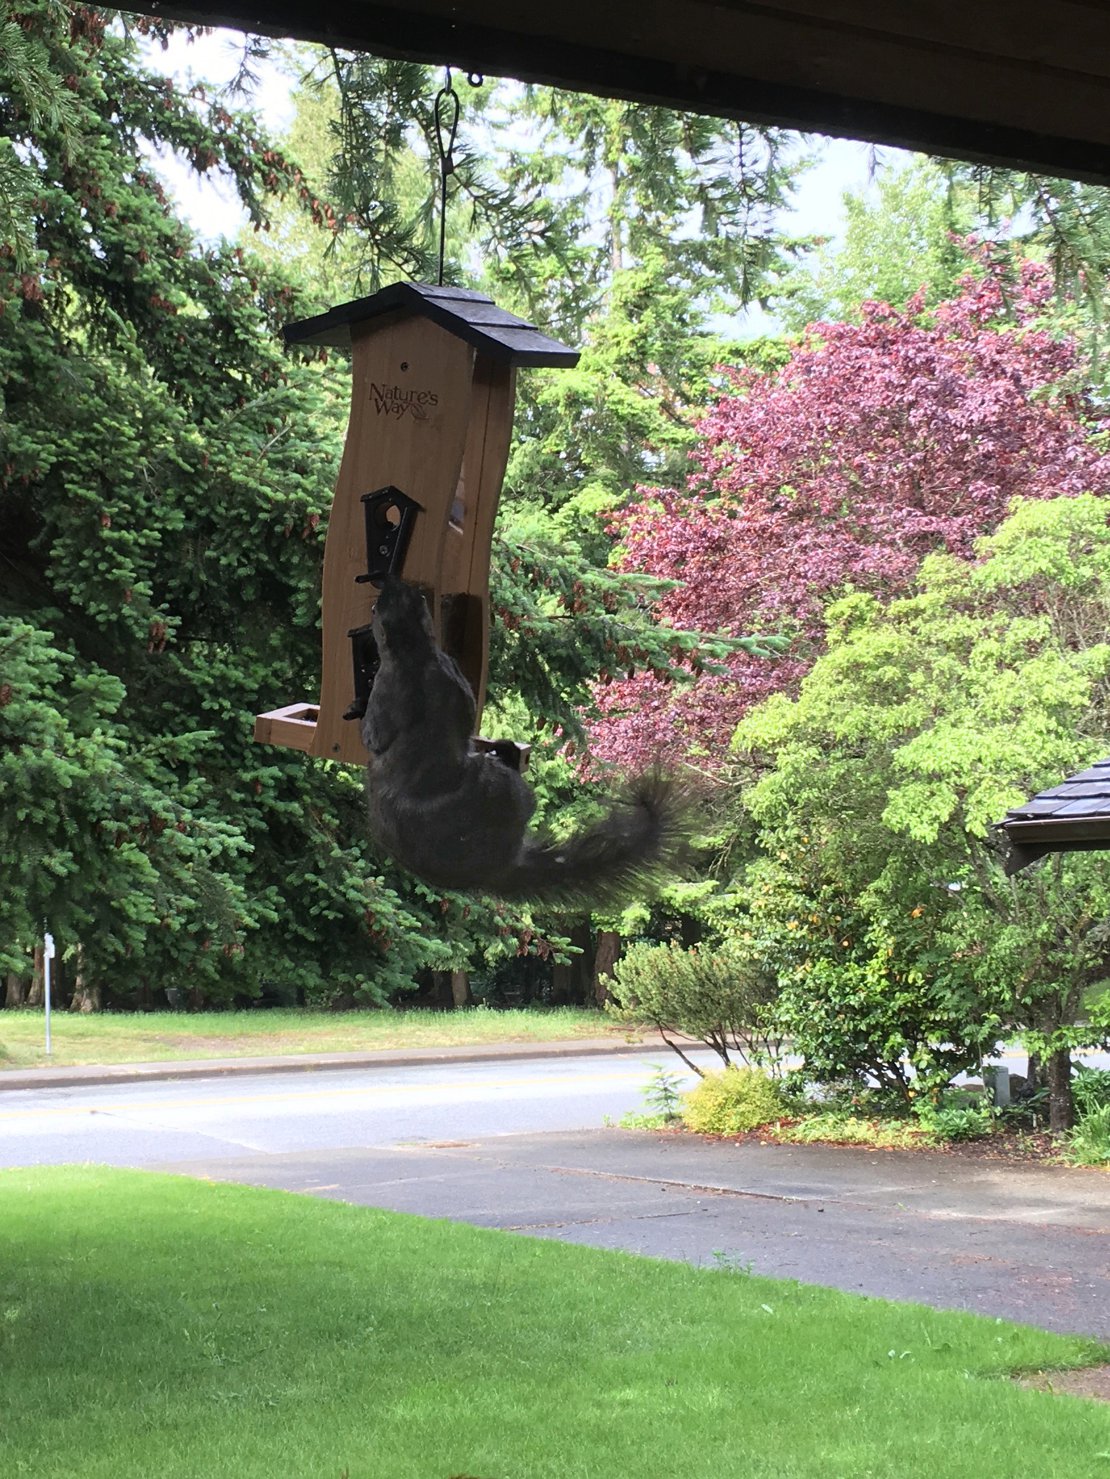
[1068, 1105, 1110, 1166]
[773, 1112, 928, 1149]
[0, 1005, 625, 1070]
[1, 1167, 1108, 1478]
[651, 1063, 1110, 1165]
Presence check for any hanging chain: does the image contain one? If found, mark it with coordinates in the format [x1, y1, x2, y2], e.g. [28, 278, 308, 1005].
[433, 67, 460, 287]
[432, 67, 483, 287]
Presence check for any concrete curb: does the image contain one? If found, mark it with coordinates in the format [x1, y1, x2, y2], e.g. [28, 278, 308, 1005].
[0, 1034, 672, 1093]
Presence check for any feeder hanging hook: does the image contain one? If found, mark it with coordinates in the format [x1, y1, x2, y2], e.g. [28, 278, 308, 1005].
[433, 67, 460, 286]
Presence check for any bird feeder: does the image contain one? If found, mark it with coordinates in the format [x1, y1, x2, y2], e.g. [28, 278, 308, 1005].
[253, 282, 579, 765]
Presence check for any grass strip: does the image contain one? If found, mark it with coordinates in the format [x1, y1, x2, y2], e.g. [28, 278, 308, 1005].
[0, 1006, 629, 1069]
[0, 1166, 1107, 1477]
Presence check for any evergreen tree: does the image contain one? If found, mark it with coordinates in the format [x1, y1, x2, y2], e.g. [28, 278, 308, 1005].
[1, 8, 747, 1007]
[0, 5, 538, 1006]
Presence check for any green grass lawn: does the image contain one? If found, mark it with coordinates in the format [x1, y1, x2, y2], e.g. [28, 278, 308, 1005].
[0, 1168, 1107, 1478]
[0, 1005, 633, 1069]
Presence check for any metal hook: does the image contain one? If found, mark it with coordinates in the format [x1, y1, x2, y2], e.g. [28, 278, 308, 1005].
[434, 78, 460, 176]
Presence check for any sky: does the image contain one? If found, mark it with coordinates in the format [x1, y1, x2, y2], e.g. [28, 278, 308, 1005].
[141, 23, 912, 326]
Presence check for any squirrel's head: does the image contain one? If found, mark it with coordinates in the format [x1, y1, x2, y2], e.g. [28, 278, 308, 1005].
[372, 575, 436, 653]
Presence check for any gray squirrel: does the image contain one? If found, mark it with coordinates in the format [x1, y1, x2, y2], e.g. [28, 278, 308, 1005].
[360, 575, 692, 906]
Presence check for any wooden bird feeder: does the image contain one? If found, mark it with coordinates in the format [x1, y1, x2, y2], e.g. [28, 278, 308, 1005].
[253, 282, 578, 765]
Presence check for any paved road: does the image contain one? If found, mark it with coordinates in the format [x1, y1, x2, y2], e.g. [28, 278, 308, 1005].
[1, 1048, 1108, 1339]
[0, 1051, 701, 1166]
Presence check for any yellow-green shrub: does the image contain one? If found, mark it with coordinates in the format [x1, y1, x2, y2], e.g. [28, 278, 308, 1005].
[682, 1067, 786, 1135]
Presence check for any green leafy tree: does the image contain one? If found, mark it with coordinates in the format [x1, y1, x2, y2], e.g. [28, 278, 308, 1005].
[735, 495, 1110, 1128]
[0, 0, 81, 269]
[493, 91, 799, 327]
[310, 60, 805, 527]
[249, 48, 466, 310]
[777, 157, 975, 330]
[487, 92, 804, 540]
[0, 618, 255, 1008]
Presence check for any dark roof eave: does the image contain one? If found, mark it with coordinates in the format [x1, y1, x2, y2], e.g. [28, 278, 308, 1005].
[1000, 816, 1110, 845]
[995, 813, 1110, 875]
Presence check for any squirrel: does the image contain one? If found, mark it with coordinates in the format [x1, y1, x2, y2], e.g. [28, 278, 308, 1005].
[360, 575, 693, 907]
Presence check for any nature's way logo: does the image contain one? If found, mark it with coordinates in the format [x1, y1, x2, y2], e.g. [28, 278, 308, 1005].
[369, 382, 439, 419]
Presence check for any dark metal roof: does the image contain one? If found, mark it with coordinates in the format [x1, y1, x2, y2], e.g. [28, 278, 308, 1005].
[283, 281, 579, 367]
[997, 759, 1110, 874]
[129, 2, 1110, 184]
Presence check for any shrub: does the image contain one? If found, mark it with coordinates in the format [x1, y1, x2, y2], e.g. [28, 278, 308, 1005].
[1065, 1103, 1110, 1166]
[682, 1067, 786, 1135]
[605, 939, 783, 1073]
[1071, 1065, 1110, 1118]
[618, 1065, 686, 1129]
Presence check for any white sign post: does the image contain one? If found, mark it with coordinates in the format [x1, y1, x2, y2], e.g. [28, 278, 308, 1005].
[43, 932, 55, 1057]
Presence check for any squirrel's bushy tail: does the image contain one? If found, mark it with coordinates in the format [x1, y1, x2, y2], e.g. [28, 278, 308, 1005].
[494, 771, 696, 909]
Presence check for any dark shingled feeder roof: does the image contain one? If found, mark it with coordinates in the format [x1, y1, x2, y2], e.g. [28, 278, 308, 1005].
[997, 758, 1110, 874]
[283, 281, 579, 368]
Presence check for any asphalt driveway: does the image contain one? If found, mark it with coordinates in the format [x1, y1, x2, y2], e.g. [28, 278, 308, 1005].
[153, 1125, 1110, 1340]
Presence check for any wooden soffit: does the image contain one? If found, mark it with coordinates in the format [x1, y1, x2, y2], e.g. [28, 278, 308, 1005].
[135, 1, 1110, 184]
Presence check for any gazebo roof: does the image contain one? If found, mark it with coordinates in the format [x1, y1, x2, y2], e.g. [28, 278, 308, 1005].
[121, 2, 1110, 186]
[283, 281, 579, 368]
[997, 759, 1110, 874]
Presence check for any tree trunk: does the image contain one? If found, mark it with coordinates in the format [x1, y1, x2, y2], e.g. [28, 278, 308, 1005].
[26, 944, 45, 1007]
[429, 970, 455, 1010]
[450, 969, 472, 1009]
[4, 973, 28, 1008]
[53, 955, 71, 1012]
[592, 930, 622, 1006]
[1045, 1047, 1074, 1133]
[407, 970, 454, 1010]
[551, 958, 572, 1004]
[551, 922, 593, 1005]
[68, 947, 102, 1013]
[1025, 1052, 1041, 1095]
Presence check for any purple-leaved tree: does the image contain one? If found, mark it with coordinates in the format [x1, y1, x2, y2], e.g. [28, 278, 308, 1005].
[590, 255, 1110, 769]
